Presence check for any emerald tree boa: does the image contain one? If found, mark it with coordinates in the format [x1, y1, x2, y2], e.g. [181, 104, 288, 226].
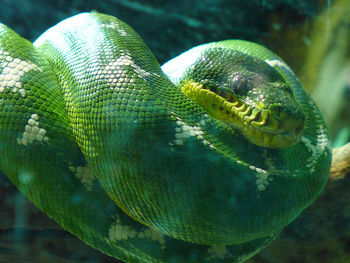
[0, 12, 331, 263]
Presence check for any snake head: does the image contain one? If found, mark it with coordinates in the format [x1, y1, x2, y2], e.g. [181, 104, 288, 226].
[180, 47, 306, 148]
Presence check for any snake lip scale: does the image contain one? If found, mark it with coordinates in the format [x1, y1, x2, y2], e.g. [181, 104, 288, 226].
[181, 77, 305, 148]
[0, 12, 332, 263]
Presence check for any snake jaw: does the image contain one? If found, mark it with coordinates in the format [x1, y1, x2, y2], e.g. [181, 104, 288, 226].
[181, 80, 305, 148]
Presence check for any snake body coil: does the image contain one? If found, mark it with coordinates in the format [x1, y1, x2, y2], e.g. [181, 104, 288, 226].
[0, 12, 331, 262]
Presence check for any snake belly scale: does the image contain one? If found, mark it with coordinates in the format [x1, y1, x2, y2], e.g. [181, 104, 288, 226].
[0, 12, 331, 262]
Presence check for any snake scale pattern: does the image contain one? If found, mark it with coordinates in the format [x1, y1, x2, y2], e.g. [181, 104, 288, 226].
[0, 12, 332, 262]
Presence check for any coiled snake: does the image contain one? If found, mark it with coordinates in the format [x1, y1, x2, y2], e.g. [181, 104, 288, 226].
[0, 12, 333, 263]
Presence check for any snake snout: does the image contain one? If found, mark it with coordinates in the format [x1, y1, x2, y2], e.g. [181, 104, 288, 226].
[252, 103, 306, 148]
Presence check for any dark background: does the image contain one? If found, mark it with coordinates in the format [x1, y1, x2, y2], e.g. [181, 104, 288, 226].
[0, 0, 324, 68]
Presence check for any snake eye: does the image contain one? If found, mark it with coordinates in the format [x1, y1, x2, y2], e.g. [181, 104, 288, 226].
[230, 74, 248, 93]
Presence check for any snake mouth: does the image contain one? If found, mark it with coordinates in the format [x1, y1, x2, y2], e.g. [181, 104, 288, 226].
[181, 80, 305, 148]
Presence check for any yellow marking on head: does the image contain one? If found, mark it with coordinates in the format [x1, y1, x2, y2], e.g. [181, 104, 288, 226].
[181, 80, 304, 148]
